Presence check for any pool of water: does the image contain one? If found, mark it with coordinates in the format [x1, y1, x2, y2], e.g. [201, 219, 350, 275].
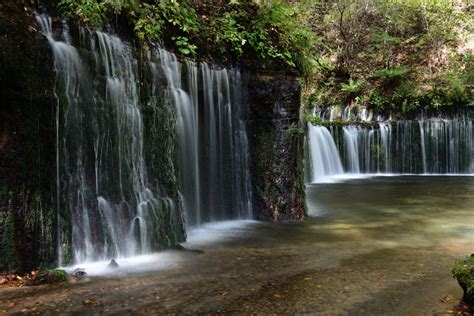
[306, 176, 474, 250]
[2, 176, 473, 314]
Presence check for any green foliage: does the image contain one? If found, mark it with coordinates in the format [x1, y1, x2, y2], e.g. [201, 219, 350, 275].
[251, 1, 316, 69]
[135, 1, 199, 56]
[59, 0, 315, 70]
[374, 67, 409, 81]
[452, 255, 474, 300]
[287, 125, 301, 135]
[304, 0, 472, 113]
[30, 269, 68, 285]
[59, 0, 107, 27]
[368, 90, 388, 110]
[210, 10, 248, 58]
[304, 114, 323, 126]
[341, 78, 364, 94]
[172, 36, 196, 56]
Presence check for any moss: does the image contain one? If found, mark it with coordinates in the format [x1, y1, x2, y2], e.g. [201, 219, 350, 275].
[295, 126, 308, 217]
[0, 211, 17, 271]
[453, 254, 474, 304]
[28, 269, 67, 286]
[0, 186, 8, 203]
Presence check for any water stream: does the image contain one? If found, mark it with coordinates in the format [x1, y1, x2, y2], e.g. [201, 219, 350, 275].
[307, 118, 473, 183]
[36, 14, 253, 265]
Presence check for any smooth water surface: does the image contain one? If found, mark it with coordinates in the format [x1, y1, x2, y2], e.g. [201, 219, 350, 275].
[307, 176, 474, 249]
[2, 176, 473, 315]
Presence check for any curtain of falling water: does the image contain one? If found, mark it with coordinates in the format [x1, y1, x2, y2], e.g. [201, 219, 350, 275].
[36, 15, 253, 263]
[307, 117, 473, 182]
[159, 49, 253, 227]
[36, 15, 184, 264]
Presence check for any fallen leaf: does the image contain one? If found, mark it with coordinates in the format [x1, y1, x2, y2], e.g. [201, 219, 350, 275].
[273, 294, 282, 298]
[304, 277, 312, 281]
[220, 291, 229, 297]
[83, 298, 100, 306]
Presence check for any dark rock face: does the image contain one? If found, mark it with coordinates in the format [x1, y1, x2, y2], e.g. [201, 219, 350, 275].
[0, 1, 57, 272]
[243, 71, 307, 221]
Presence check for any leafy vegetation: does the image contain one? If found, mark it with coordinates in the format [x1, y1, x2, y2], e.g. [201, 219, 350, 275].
[452, 255, 474, 303]
[59, 0, 316, 71]
[58, 0, 473, 113]
[304, 0, 474, 113]
[303, 114, 323, 126]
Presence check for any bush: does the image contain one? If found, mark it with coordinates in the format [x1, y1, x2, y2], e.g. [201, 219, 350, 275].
[304, 114, 323, 126]
[374, 67, 409, 81]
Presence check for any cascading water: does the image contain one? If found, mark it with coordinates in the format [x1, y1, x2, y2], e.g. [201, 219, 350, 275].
[307, 124, 343, 182]
[159, 50, 253, 227]
[36, 15, 185, 263]
[342, 126, 360, 173]
[36, 14, 253, 264]
[307, 116, 473, 182]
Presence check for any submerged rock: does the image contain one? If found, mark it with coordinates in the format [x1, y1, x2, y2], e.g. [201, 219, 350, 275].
[452, 254, 474, 304]
[107, 259, 119, 269]
[73, 268, 87, 278]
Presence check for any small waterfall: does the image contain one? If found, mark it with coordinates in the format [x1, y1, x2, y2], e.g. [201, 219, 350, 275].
[378, 123, 391, 173]
[307, 116, 473, 182]
[307, 124, 344, 182]
[342, 126, 360, 173]
[418, 120, 427, 173]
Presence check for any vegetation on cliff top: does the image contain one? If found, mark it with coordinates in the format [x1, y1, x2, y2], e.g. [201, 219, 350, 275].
[303, 0, 474, 114]
[57, 0, 474, 113]
[58, 0, 316, 72]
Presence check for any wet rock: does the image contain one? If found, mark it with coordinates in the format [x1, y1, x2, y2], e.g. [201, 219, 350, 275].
[73, 268, 87, 277]
[169, 244, 186, 251]
[107, 259, 119, 269]
[242, 70, 306, 221]
[169, 244, 204, 254]
[0, 277, 7, 284]
[452, 254, 474, 304]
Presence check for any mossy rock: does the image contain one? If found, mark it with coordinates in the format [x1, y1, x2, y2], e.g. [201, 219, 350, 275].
[27, 269, 67, 286]
[453, 254, 474, 304]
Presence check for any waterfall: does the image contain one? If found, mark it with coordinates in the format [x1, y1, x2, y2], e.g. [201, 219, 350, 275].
[342, 126, 360, 173]
[36, 14, 253, 264]
[159, 50, 253, 227]
[307, 116, 473, 182]
[307, 124, 344, 182]
[419, 120, 427, 173]
[36, 15, 186, 263]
